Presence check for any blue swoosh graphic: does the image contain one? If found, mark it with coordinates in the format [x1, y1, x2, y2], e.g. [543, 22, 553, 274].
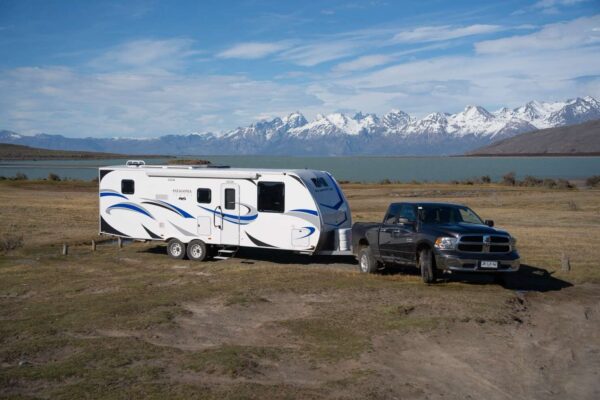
[199, 206, 258, 225]
[100, 192, 128, 200]
[298, 226, 316, 238]
[291, 209, 319, 216]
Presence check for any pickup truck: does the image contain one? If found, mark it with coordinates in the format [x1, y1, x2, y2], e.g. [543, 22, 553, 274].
[351, 202, 520, 283]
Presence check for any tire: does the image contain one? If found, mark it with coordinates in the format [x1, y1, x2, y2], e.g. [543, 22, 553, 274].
[358, 247, 379, 274]
[187, 240, 208, 262]
[419, 247, 437, 283]
[167, 238, 186, 259]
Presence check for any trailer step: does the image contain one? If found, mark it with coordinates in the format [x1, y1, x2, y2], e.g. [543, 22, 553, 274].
[214, 246, 239, 261]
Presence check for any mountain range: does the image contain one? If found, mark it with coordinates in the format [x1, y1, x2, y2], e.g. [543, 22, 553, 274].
[1, 96, 599, 156]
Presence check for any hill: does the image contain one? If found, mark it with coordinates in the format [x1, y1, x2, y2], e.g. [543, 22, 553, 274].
[467, 119, 600, 156]
[0, 143, 169, 160]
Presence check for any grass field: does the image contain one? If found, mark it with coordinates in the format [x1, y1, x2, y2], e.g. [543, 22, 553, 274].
[1, 180, 599, 399]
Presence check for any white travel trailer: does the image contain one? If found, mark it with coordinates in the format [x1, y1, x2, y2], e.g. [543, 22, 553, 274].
[99, 161, 352, 260]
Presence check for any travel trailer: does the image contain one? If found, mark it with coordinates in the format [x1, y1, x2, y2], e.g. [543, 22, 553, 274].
[99, 161, 352, 260]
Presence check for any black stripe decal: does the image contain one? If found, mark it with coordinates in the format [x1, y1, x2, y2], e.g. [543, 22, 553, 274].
[246, 232, 276, 248]
[290, 174, 306, 187]
[245, 178, 257, 186]
[142, 225, 161, 239]
[100, 216, 129, 237]
[99, 169, 113, 182]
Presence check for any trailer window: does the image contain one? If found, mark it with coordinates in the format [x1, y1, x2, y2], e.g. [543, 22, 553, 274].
[197, 188, 211, 204]
[224, 188, 236, 210]
[258, 182, 285, 213]
[121, 179, 135, 195]
[311, 177, 329, 188]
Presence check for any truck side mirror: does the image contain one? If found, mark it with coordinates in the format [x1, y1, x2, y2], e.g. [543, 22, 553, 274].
[485, 219, 494, 227]
[398, 217, 416, 227]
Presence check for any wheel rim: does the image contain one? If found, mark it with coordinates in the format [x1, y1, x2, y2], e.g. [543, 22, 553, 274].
[190, 244, 203, 259]
[360, 254, 369, 272]
[171, 243, 182, 257]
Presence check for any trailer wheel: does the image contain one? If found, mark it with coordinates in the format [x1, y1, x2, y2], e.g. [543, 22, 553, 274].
[167, 239, 186, 259]
[419, 247, 437, 284]
[358, 247, 378, 274]
[187, 240, 208, 262]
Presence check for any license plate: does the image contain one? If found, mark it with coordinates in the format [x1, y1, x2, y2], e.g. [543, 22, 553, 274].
[480, 261, 498, 269]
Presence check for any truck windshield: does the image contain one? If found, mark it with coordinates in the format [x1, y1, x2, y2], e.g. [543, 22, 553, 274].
[418, 205, 484, 225]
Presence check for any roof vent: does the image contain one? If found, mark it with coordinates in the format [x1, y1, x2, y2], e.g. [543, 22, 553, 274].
[126, 160, 146, 167]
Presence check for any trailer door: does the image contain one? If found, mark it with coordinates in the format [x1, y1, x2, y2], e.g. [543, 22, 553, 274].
[220, 183, 240, 245]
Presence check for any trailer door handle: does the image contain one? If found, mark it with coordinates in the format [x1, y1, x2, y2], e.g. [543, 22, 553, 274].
[214, 206, 223, 229]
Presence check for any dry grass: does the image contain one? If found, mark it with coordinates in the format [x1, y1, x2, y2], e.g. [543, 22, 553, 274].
[1, 180, 599, 399]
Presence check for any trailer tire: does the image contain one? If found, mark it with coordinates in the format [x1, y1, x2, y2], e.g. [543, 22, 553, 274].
[358, 247, 378, 274]
[167, 239, 186, 259]
[419, 247, 437, 284]
[187, 240, 208, 262]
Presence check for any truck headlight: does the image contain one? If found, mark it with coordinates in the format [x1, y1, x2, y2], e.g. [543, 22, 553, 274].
[510, 236, 517, 251]
[434, 237, 458, 250]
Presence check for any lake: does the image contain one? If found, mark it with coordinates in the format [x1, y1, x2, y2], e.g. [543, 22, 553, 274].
[1, 156, 599, 183]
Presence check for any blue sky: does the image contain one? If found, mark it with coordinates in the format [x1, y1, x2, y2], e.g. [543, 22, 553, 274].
[1, 0, 599, 137]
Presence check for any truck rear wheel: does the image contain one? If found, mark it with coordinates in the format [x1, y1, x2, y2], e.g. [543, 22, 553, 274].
[167, 238, 186, 259]
[187, 240, 208, 262]
[419, 247, 437, 283]
[358, 247, 379, 274]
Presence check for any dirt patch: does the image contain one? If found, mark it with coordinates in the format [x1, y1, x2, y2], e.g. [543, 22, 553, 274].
[359, 285, 600, 400]
[97, 292, 332, 351]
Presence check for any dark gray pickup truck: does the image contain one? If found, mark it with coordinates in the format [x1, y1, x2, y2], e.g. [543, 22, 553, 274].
[352, 202, 520, 283]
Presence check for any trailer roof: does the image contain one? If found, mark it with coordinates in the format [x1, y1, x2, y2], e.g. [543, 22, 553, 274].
[99, 163, 330, 180]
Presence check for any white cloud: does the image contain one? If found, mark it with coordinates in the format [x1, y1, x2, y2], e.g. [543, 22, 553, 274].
[333, 54, 394, 72]
[0, 67, 321, 137]
[280, 40, 365, 66]
[91, 38, 202, 71]
[533, 0, 587, 10]
[475, 15, 600, 54]
[392, 24, 503, 43]
[217, 42, 290, 59]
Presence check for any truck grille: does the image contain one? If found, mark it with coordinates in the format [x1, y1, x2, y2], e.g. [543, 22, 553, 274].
[457, 235, 511, 253]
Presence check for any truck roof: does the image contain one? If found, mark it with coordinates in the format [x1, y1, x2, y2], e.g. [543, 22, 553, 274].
[390, 201, 467, 208]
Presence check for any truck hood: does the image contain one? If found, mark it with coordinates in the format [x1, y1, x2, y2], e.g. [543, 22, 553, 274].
[422, 223, 509, 237]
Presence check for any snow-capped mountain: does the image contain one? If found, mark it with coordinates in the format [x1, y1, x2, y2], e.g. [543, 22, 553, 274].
[1, 96, 599, 156]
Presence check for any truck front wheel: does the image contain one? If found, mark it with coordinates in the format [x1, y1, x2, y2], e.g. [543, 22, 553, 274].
[419, 247, 437, 284]
[358, 247, 379, 274]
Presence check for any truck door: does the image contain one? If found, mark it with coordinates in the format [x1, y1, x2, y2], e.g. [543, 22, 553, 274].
[378, 204, 402, 261]
[220, 183, 240, 245]
[394, 204, 418, 262]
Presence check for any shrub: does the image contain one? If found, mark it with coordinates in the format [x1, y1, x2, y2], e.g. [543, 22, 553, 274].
[586, 175, 600, 187]
[91, 176, 99, 183]
[0, 233, 23, 252]
[501, 172, 516, 186]
[481, 175, 491, 184]
[520, 175, 543, 187]
[379, 178, 392, 185]
[0, 176, 6, 180]
[542, 179, 557, 188]
[48, 173, 61, 181]
[567, 200, 579, 211]
[14, 172, 28, 181]
[556, 179, 574, 189]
